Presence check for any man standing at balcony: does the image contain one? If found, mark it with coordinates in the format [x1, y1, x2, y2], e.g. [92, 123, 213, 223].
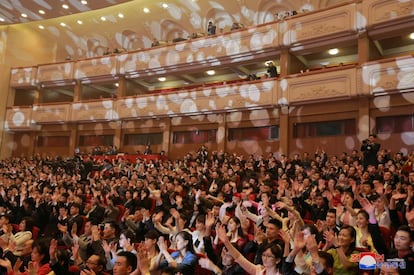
[207, 21, 216, 35]
[266, 62, 278, 78]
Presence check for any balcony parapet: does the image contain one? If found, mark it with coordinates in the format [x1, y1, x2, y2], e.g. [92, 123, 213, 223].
[4, 106, 33, 130]
[361, 55, 414, 95]
[280, 66, 359, 105]
[10, 67, 38, 88]
[37, 61, 75, 86]
[282, 3, 358, 48]
[116, 79, 277, 119]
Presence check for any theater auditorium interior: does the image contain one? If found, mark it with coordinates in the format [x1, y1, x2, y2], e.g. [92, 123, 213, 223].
[0, 0, 413, 159]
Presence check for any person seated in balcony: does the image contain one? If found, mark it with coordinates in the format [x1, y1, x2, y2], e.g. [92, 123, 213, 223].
[103, 47, 111, 55]
[207, 21, 216, 35]
[151, 38, 160, 47]
[230, 22, 242, 31]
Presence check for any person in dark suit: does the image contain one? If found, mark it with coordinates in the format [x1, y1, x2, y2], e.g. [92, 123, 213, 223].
[266, 61, 278, 77]
[86, 196, 105, 225]
[207, 21, 216, 35]
[67, 202, 84, 235]
[361, 134, 380, 169]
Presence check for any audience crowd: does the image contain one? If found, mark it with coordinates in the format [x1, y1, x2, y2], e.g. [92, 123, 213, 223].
[0, 142, 412, 275]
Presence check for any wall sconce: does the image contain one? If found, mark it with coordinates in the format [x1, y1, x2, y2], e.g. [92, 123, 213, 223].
[280, 104, 289, 115]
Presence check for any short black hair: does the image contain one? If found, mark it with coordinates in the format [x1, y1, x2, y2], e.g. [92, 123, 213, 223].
[117, 251, 137, 271]
[267, 218, 283, 229]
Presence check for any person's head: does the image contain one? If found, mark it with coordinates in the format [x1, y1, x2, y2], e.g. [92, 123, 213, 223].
[326, 209, 337, 227]
[144, 230, 159, 250]
[19, 216, 34, 232]
[70, 203, 81, 216]
[338, 225, 356, 252]
[227, 216, 243, 235]
[119, 230, 136, 249]
[355, 210, 369, 229]
[266, 218, 282, 241]
[22, 239, 34, 256]
[261, 243, 282, 269]
[195, 214, 206, 232]
[85, 254, 105, 273]
[393, 225, 414, 253]
[317, 251, 334, 274]
[379, 262, 400, 275]
[174, 231, 194, 254]
[113, 251, 137, 275]
[31, 239, 50, 265]
[0, 214, 11, 227]
[103, 220, 119, 239]
[221, 245, 238, 267]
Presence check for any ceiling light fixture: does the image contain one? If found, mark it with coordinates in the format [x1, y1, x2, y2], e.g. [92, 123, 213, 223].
[410, 33, 414, 40]
[60, 22, 66, 27]
[0, 18, 4, 22]
[158, 77, 166, 82]
[143, 8, 150, 13]
[62, 4, 69, 9]
[100, 16, 106, 21]
[328, 48, 339, 55]
[21, 13, 28, 18]
[77, 20, 83, 25]
[39, 10, 45, 15]
[162, 3, 169, 8]
[206, 70, 215, 75]
[38, 25, 44, 29]
[81, 0, 88, 4]
[118, 13, 124, 18]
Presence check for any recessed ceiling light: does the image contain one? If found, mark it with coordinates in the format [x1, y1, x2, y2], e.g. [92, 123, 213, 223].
[38, 25, 44, 29]
[81, 0, 88, 4]
[77, 20, 83, 25]
[162, 3, 169, 8]
[60, 22, 66, 27]
[328, 48, 339, 55]
[100, 16, 106, 21]
[115, 83, 119, 87]
[21, 13, 28, 18]
[38, 10, 45, 15]
[118, 13, 124, 18]
[62, 4, 69, 9]
[410, 33, 414, 40]
[206, 70, 215, 75]
[143, 8, 150, 13]
[0, 18, 4, 22]
[158, 77, 166, 82]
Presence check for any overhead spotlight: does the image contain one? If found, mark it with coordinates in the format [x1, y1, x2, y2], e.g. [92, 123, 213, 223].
[410, 33, 414, 40]
[38, 25, 45, 29]
[206, 70, 215, 75]
[81, 0, 88, 4]
[118, 13, 124, 18]
[143, 7, 150, 13]
[60, 22, 66, 27]
[162, 3, 169, 8]
[115, 83, 119, 87]
[62, 4, 69, 9]
[38, 10, 45, 15]
[0, 18, 4, 22]
[21, 13, 28, 18]
[158, 77, 166, 82]
[328, 48, 339, 55]
[100, 16, 106, 21]
[77, 20, 83, 25]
